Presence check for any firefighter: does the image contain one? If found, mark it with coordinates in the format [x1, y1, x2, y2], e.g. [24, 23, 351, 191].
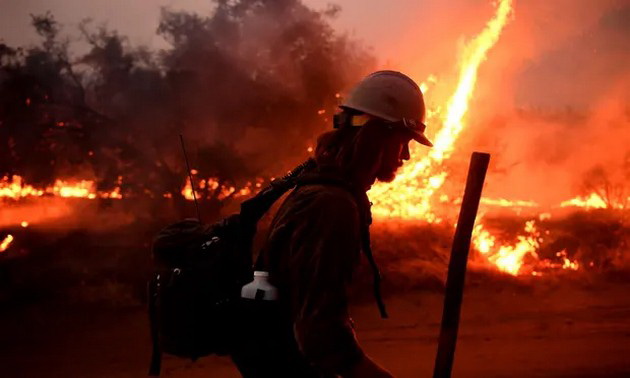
[231, 70, 432, 377]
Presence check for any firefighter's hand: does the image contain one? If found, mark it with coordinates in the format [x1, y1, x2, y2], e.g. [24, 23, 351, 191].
[345, 355, 394, 378]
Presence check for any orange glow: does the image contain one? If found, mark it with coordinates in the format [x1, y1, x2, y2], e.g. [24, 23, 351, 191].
[473, 220, 580, 276]
[370, 0, 515, 221]
[181, 180, 198, 200]
[473, 220, 541, 275]
[0, 234, 14, 253]
[560, 192, 609, 209]
[21, 221, 29, 228]
[0, 176, 45, 198]
[181, 178, 258, 201]
[101, 187, 123, 199]
[54, 180, 97, 199]
[480, 198, 539, 208]
[0, 176, 111, 200]
[0, 0, 604, 279]
[367, 0, 579, 276]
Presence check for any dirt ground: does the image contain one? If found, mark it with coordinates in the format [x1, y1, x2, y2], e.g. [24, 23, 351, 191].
[2, 279, 629, 378]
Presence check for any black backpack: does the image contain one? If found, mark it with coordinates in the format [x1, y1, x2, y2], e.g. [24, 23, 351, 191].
[148, 159, 316, 376]
[147, 159, 387, 376]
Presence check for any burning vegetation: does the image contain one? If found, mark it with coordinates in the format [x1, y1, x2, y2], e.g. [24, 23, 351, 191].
[1, 0, 629, 306]
[368, 0, 629, 278]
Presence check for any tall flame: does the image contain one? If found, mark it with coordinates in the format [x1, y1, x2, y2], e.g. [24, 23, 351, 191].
[365, 0, 580, 277]
[370, 0, 514, 221]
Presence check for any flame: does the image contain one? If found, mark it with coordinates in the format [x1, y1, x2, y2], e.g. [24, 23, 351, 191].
[558, 250, 580, 271]
[367, 0, 580, 277]
[480, 197, 538, 208]
[560, 192, 609, 209]
[0, 0, 594, 278]
[181, 178, 259, 201]
[0, 234, 14, 253]
[0, 176, 120, 200]
[101, 187, 123, 199]
[1, 174, 260, 203]
[370, 0, 515, 221]
[53, 180, 97, 199]
[473, 220, 580, 276]
[473, 220, 540, 275]
[0, 176, 44, 198]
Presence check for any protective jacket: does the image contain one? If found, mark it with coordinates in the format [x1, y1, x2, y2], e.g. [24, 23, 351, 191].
[231, 166, 373, 377]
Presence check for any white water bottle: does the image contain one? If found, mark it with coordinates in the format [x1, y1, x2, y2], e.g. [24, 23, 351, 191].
[241, 271, 279, 301]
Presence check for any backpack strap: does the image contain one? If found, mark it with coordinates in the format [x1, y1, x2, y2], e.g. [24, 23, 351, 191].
[242, 159, 388, 319]
[359, 220, 389, 319]
[237, 159, 317, 271]
[295, 173, 388, 319]
[239, 159, 317, 224]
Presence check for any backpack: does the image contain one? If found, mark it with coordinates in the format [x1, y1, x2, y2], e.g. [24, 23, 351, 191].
[147, 159, 387, 376]
[148, 159, 315, 376]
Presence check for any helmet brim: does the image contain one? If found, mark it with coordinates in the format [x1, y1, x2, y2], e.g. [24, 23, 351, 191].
[413, 132, 433, 147]
[404, 121, 433, 147]
[340, 104, 433, 146]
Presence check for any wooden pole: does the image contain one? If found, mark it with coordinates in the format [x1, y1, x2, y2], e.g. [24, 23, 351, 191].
[433, 152, 490, 378]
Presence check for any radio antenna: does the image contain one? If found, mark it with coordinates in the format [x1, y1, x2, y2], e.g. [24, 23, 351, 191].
[179, 134, 201, 222]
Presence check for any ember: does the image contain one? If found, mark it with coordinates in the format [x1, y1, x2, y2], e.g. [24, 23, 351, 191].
[0, 234, 13, 252]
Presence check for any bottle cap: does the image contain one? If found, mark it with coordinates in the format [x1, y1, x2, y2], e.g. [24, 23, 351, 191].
[253, 271, 269, 277]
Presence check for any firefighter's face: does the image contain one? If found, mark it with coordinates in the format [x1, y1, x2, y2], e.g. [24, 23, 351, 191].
[375, 129, 412, 182]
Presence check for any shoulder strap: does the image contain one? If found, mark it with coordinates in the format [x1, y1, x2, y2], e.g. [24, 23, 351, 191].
[243, 163, 388, 319]
[239, 159, 316, 224]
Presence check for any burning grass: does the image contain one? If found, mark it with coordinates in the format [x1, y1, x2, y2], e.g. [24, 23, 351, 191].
[0, 192, 628, 309]
[361, 209, 630, 298]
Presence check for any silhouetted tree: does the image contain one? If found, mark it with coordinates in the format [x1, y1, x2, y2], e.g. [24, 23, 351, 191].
[0, 0, 374, 212]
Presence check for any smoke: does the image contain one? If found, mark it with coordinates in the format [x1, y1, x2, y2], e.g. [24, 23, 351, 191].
[2, 0, 628, 209]
[474, 1, 630, 205]
[0, 0, 374, 219]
